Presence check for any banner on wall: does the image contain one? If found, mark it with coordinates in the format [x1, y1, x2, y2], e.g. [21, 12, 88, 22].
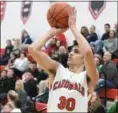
[89, 1, 106, 20]
[21, 0, 32, 24]
[0, 0, 6, 22]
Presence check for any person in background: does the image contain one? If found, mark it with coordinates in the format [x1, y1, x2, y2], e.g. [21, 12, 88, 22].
[96, 51, 118, 91]
[103, 30, 118, 54]
[23, 71, 38, 98]
[58, 45, 68, 67]
[0, 39, 13, 65]
[13, 52, 29, 78]
[88, 92, 107, 113]
[80, 26, 90, 39]
[21, 29, 33, 44]
[15, 80, 28, 107]
[114, 23, 118, 38]
[101, 23, 110, 40]
[28, 61, 48, 83]
[87, 25, 98, 43]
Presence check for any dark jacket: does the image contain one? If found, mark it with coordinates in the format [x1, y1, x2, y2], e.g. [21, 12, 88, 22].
[0, 76, 15, 94]
[101, 32, 109, 40]
[100, 61, 118, 87]
[24, 79, 37, 98]
[21, 36, 32, 44]
[87, 33, 98, 43]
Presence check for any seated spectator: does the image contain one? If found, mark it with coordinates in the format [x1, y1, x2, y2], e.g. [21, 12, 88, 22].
[23, 71, 38, 98]
[80, 26, 90, 39]
[114, 23, 118, 38]
[101, 23, 110, 40]
[15, 80, 27, 107]
[58, 45, 68, 67]
[5, 52, 17, 70]
[87, 25, 98, 43]
[7, 90, 21, 113]
[0, 39, 13, 65]
[56, 33, 67, 48]
[96, 51, 118, 91]
[38, 78, 49, 95]
[21, 29, 33, 44]
[28, 61, 48, 83]
[88, 92, 107, 113]
[45, 37, 58, 56]
[1, 102, 14, 113]
[103, 30, 118, 54]
[0, 68, 15, 94]
[13, 52, 29, 77]
[94, 55, 103, 72]
[0, 70, 7, 78]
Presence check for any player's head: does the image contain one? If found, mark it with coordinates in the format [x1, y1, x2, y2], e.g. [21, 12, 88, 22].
[67, 40, 84, 67]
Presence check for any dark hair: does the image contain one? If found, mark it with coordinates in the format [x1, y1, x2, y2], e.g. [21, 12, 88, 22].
[80, 26, 89, 38]
[109, 30, 116, 38]
[68, 40, 79, 52]
[105, 23, 110, 28]
[30, 61, 37, 64]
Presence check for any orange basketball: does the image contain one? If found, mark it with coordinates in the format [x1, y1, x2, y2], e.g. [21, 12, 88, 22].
[47, 2, 70, 28]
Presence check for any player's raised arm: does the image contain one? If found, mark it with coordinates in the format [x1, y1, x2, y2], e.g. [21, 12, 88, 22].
[28, 28, 65, 75]
[68, 7, 99, 87]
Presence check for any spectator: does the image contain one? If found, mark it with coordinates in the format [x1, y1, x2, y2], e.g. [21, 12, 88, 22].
[88, 92, 107, 113]
[45, 37, 58, 56]
[1, 102, 14, 113]
[28, 61, 48, 83]
[87, 25, 98, 43]
[23, 72, 38, 98]
[101, 23, 110, 40]
[96, 51, 118, 90]
[0, 39, 13, 65]
[0, 70, 7, 78]
[15, 80, 27, 106]
[7, 90, 21, 113]
[114, 23, 118, 37]
[38, 78, 49, 95]
[0, 68, 15, 94]
[21, 29, 33, 44]
[94, 55, 103, 72]
[5, 52, 17, 69]
[80, 26, 90, 39]
[103, 30, 118, 54]
[58, 45, 68, 67]
[13, 52, 29, 77]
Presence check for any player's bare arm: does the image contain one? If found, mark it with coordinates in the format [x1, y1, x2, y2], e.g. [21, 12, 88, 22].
[28, 28, 66, 77]
[69, 7, 99, 87]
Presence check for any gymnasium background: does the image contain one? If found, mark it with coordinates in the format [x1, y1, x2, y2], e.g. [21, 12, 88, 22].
[1, 0, 117, 48]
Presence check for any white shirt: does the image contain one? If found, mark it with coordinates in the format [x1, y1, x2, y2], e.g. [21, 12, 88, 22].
[14, 58, 29, 72]
[47, 64, 88, 112]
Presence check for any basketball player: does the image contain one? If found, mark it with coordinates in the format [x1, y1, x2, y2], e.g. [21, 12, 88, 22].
[28, 7, 99, 112]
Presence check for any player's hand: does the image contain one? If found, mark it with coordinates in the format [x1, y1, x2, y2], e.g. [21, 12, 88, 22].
[68, 6, 77, 29]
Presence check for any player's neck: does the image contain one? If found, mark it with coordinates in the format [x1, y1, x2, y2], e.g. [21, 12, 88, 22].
[69, 65, 84, 73]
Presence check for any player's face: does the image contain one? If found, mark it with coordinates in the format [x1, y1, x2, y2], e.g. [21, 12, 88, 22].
[67, 46, 84, 66]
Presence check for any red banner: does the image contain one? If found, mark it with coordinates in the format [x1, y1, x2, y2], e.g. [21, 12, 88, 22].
[0, 0, 6, 22]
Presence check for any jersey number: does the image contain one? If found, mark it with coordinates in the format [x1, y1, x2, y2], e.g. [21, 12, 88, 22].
[58, 96, 75, 111]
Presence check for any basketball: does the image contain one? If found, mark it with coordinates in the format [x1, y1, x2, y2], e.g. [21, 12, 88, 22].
[47, 2, 70, 28]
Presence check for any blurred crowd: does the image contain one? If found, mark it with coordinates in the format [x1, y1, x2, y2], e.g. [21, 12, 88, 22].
[0, 23, 118, 113]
